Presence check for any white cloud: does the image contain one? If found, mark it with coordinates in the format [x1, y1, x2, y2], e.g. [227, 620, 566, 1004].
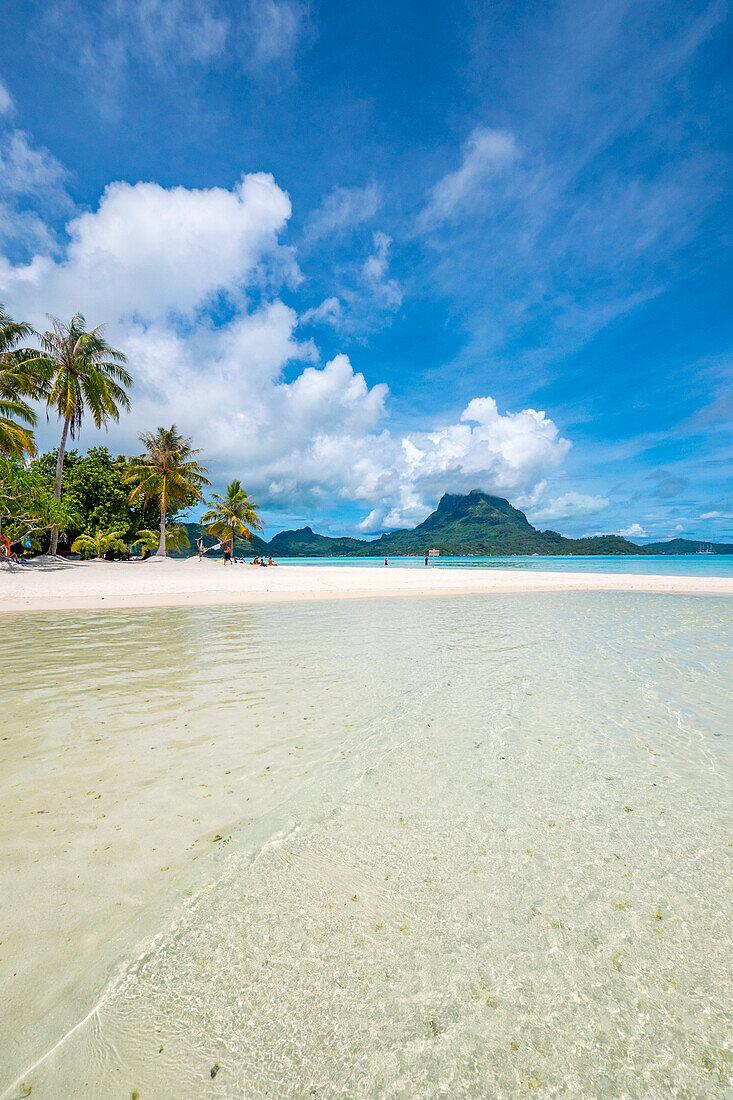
[619, 523, 645, 537]
[304, 183, 380, 241]
[356, 398, 570, 531]
[700, 511, 733, 520]
[0, 80, 13, 115]
[530, 491, 609, 522]
[1, 173, 293, 324]
[1, 166, 571, 527]
[420, 126, 519, 228]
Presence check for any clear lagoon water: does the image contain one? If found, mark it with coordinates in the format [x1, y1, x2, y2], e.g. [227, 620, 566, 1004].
[1, 592, 731, 1098]
[269, 554, 733, 577]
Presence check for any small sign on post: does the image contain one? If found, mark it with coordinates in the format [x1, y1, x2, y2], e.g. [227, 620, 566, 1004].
[428, 548, 440, 566]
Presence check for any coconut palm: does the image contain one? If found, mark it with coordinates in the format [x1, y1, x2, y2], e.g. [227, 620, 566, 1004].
[70, 528, 128, 560]
[201, 479, 262, 555]
[28, 314, 131, 554]
[132, 525, 190, 556]
[126, 426, 209, 557]
[0, 303, 45, 460]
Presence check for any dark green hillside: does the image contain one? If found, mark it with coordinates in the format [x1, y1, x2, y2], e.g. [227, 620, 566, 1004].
[642, 538, 733, 554]
[368, 491, 643, 556]
[180, 491, 731, 558]
[267, 526, 368, 556]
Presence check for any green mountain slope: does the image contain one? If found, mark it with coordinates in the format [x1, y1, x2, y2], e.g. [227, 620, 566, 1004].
[641, 537, 733, 554]
[178, 491, 732, 558]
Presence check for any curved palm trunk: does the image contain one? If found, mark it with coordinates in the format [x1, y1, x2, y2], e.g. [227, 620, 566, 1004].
[49, 415, 70, 556]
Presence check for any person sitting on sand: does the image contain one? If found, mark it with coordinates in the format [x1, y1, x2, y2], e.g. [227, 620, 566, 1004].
[252, 555, 260, 565]
[267, 557, 276, 566]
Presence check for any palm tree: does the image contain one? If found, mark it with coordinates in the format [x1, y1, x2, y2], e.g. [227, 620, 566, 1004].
[201, 479, 262, 556]
[70, 528, 128, 560]
[126, 426, 209, 557]
[132, 525, 190, 556]
[0, 303, 45, 460]
[28, 314, 131, 555]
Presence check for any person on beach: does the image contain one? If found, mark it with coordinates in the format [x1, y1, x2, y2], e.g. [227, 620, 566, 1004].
[223, 541, 233, 564]
[252, 555, 260, 565]
[425, 555, 428, 565]
[384, 557, 388, 565]
[267, 557, 277, 566]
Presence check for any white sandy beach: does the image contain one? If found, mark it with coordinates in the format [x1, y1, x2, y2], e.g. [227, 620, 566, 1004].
[1, 555, 732, 614]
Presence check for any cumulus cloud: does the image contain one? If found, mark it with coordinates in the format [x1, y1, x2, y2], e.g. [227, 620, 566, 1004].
[420, 126, 519, 228]
[529, 491, 609, 522]
[1, 173, 294, 324]
[1, 165, 572, 528]
[619, 523, 645, 537]
[304, 183, 380, 242]
[357, 398, 570, 531]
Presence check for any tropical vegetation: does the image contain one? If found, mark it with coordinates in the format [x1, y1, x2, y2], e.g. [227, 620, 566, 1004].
[0, 456, 70, 553]
[201, 479, 262, 553]
[131, 525, 191, 556]
[70, 528, 128, 560]
[126, 426, 210, 557]
[26, 314, 132, 555]
[0, 303, 45, 460]
[1, 306, 727, 564]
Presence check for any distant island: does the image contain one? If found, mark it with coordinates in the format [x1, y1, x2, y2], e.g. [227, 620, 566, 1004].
[183, 490, 733, 558]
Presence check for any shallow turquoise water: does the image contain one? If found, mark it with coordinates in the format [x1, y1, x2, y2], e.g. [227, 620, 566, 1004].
[2, 592, 732, 1099]
[269, 554, 733, 577]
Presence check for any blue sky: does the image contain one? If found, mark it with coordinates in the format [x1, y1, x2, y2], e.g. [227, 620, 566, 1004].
[0, 0, 731, 541]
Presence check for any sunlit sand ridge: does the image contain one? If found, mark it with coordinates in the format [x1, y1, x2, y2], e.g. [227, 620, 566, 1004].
[1, 555, 732, 615]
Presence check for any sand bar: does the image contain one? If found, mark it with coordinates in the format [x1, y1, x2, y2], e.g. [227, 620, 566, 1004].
[1, 555, 732, 614]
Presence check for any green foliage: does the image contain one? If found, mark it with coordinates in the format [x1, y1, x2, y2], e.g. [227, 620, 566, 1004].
[29, 314, 131, 440]
[36, 448, 131, 534]
[131, 525, 190, 555]
[70, 528, 128, 559]
[0, 456, 71, 549]
[25, 312, 132, 554]
[126, 426, 209, 556]
[30, 447, 162, 550]
[0, 302, 45, 460]
[201, 479, 262, 548]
